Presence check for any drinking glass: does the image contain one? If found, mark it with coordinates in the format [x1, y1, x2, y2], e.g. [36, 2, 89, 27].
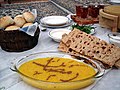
[88, 4, 99, 18]
[76, 4, 82, 17]
[81, 5, 88, 18]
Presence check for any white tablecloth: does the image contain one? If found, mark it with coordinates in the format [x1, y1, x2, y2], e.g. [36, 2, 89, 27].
[0, 24, 120, 90]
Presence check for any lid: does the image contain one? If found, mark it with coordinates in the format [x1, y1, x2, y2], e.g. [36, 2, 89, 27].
[104, 5, 120, 16]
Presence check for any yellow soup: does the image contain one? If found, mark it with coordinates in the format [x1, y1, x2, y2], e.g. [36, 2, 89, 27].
[19, 57, 96, 82]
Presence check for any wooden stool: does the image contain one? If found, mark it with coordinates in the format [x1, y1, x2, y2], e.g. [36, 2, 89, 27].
[99, 9, 118, 32]
[99, 5, 120, 32]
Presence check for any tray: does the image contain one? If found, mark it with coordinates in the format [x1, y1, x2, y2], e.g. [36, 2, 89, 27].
[71, 15, 99, 25]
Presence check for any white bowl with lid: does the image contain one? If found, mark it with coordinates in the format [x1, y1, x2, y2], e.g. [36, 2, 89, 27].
[48, 29, 71, 42]
[108, 32, 120, 47]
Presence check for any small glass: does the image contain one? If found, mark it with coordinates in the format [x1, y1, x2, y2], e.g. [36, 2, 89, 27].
[81, 5, 88, 18]
[98, 4, 105, 9]
[76, 4, 82, 17]
[88, 5, 99, 18]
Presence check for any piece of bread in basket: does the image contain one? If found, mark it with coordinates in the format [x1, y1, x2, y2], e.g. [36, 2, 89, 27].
[0, 11, 40, 52]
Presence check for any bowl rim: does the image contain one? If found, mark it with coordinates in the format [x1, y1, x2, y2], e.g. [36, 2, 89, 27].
[108, 32, 120, 41]
[11, 51, 104, 83]
[40, 17, 72, 28]
[48, 29, 71, 41]
[40, 16, 69, 26]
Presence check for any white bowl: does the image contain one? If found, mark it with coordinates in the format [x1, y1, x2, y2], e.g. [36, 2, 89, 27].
[108, 32, 120, 47]
[48, 29, 71, 42]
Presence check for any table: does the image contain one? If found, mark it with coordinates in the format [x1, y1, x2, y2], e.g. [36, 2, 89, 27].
[0, 24, 120, 90]
[0, 1, 120, 90]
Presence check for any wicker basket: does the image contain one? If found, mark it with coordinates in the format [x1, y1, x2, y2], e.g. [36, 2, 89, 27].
[0, 27, 40, 52]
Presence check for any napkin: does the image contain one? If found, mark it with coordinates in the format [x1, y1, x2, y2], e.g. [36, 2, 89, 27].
[19, 22, 38, 36]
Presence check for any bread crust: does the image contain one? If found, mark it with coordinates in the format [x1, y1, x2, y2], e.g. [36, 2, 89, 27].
[0, 16, 14, 29]
[23, 12, 35, 23]
[59, 28, 120, 67]
[22, 23, 33, 28]
[14, 16, 26, 27]
[5, 25, 20, 31]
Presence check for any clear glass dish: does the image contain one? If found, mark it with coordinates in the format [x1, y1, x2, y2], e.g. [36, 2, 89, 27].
[11, 51, 104, 90]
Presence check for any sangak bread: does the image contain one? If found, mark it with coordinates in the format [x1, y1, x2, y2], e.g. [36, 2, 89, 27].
[59, 28, 120, 67]
[59, 41, 84, 57]
[58, 41, 110, 69]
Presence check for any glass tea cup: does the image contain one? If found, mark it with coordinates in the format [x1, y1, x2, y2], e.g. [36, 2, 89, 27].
[76, 4, 83, 17]
[81, 5, 88, 18]
[88, 5, 99, 18]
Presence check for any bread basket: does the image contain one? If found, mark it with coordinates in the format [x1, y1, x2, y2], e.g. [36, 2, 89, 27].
[0, 27, 40, 52]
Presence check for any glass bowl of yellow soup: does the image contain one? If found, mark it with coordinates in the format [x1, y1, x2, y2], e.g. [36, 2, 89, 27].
[11, 51, 104, 90]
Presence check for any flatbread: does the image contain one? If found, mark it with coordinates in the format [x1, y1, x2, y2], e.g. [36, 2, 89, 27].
[59, 28, 120, 67]
[115, 59, 120, 68]
[58, 41, 110, 69]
